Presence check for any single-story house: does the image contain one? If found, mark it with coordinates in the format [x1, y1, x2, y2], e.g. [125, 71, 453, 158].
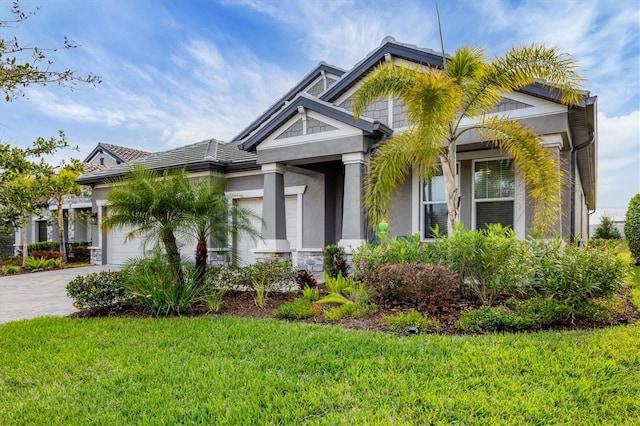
[14, 143, 151, 253]
[77, 37, 598, 270]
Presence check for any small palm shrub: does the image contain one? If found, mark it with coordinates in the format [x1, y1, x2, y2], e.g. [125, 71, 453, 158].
[317, 272, 376, 319]
[123, 254, 204, 316]
[383, 309, 439, 334]
[66, 271, 132, 312]
[375, 263, 458, 312]
[25, 256, 56, 271]
[204, 288, 227, 313]
[626, 194, 640, 265]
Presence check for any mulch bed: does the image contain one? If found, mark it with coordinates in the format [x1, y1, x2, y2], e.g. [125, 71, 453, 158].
[70, 285, 640, 335]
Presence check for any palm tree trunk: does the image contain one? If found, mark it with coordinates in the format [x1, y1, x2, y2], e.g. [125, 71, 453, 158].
[195, 238, 207, 287]
[161, 230, 183, 287]
[440, 150, 460, 235]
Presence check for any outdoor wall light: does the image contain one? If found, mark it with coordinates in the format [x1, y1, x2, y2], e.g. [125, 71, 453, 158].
[378, 219, 389, 234]
[90, 213, 98, 225]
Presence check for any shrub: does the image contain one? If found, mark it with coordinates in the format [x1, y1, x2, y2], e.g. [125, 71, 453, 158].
[457, 297, 573, 332]
[323, 306, 345, 321]
[274, 299, 315, 320]
[324, 245, 347, 279]
[204, 288, 227, 313]
[295, 269, 318, 288]
[352, 234, 433, 287]
[25, 256, 56, 271]
[593, 216, 622, 240]
[206, 264, 251, 290]
[66, 271, 131, 312]
[533, 241, 626, 306]
[69, 245, 90, 262]
[626, 194, 640, 265]
[245, 260, 297, 308]
[2, 265, 21, 274]
[30, 250, 62, 260]
[27, 241, 59, 253]
[123, 255, 204, 316]
[301, 285, 319, 302]
[375, 263, 458, 312]
[383, 309, 439, 334]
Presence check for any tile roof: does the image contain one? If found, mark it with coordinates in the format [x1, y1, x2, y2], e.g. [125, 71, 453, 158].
[83, 143, 152, 164]
[78, 139, 257, 185]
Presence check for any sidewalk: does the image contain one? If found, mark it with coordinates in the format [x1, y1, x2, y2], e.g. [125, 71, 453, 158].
[0, 265, 120, 324]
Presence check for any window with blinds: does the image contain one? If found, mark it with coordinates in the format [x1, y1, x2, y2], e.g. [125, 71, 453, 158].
[422, 165, 457, 238]
[474, 159, 515, 229]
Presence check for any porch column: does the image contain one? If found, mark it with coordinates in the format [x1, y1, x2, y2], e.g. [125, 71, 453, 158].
[338, 152, 367, 252]
[254, 162, 291, 259]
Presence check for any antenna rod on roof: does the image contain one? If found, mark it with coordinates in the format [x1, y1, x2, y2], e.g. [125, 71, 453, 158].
[435, 0, 446, 72]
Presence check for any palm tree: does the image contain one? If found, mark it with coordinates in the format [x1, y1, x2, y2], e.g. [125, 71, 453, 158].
[353, 45, 585, 234]
[179, 173, 260, 285]
[102, 165, 191, 282]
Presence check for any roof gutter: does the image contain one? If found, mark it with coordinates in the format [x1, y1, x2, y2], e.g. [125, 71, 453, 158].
[570, 126, 595, 244]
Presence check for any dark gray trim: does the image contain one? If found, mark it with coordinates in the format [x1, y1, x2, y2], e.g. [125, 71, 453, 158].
[239, 95, 393, 152]
[232, 62, 346, 142]
[520, 84, 592, 107]
[320, 41, 445, 103]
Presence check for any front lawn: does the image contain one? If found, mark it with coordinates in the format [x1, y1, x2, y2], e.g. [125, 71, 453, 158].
[1, 316, 638, 424]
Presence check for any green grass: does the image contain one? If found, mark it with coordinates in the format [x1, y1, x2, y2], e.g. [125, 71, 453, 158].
[1, 317, 639, 424]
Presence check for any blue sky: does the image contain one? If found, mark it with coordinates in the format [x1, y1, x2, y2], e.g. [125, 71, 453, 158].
[1, 0, 638, 213]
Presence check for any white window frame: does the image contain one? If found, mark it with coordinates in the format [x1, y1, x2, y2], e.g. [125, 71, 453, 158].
[472, 157, 516, 230]
[419, 163, 459, 241]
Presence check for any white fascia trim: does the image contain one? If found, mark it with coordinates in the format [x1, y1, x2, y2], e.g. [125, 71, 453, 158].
[342, 152, 366, 165]
[226, 185, 306, 200]
[71, 202, 93, 209]
[261, 163, 288, 174]
[541, 134, 564, 150]
[96, 199, 110, 207]
[296, 248, 324, 252]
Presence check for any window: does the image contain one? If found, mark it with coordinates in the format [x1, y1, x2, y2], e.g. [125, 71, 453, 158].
[474, 159, 515, 229]
[37, 220, 47, 242]
[422, 165, 458, 238]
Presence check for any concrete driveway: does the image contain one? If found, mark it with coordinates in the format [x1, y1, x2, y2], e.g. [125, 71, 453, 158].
[0, 265, 120, 325]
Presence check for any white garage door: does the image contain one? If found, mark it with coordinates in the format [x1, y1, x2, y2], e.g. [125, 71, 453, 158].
[105, 218, 147, 265]
[235, 196, 298, 266]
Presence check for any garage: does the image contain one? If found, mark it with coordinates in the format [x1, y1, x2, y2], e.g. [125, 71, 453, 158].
[105, 212, 147, 265]
[235, 196, 298, 265]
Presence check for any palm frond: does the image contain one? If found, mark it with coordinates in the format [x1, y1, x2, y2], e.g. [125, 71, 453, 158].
[461, 44, 585, 120]
[474, 116, 562, 234]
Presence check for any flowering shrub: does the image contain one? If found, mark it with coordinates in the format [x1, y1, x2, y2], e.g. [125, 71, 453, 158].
[66, 271, 132, 312]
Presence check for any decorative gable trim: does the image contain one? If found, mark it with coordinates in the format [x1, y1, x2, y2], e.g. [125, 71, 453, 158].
[239, 94, 393, 152]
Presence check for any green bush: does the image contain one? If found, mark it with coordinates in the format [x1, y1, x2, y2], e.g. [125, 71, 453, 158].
[593, 216, 622, 240]
[352, 234, 433, 286]
[458, 297, 573, 332]
[433, 224, 535, 305]
[2, 265, 21, 274]
[626, 194, 640, 265]
[25, 256, 56, 271]
[69, 245, 90, 262]
[123, 255, 204, 316]
[27, 241, 59, 253]
[533, 240, 626, 306]
[203, 288, 227, 313]
[323, 245, 348, 278]
[66, 271, 131, 312]
[383, 309, 439, 334]
[375, 263, 458, 312]
[245, 260, 297, 308]
[274, 298, 315, 320]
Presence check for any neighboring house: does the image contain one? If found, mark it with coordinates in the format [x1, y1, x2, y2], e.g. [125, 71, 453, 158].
[13, 143, 152, 254]
[78, 37, 597, 270]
